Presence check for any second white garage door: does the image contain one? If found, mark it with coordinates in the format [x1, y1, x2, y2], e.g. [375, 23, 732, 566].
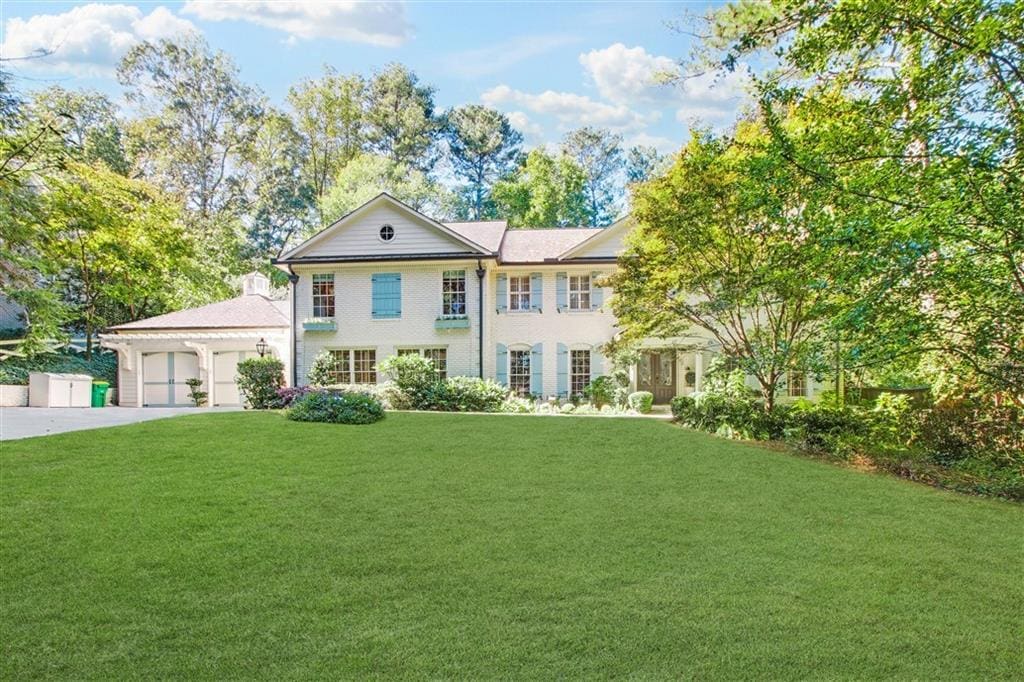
[212, 351, 257, 406]
[142, 352, 199, 407]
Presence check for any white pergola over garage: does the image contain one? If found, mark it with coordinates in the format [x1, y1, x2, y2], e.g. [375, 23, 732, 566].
[100, 273, 290, 407]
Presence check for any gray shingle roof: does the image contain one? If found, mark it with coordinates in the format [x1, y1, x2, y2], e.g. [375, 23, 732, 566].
[444, 220, 507, 253]
[108, 294, 289, 331]
[498, 228, 604, 263]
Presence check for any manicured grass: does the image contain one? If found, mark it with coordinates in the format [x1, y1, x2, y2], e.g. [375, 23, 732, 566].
[2, 412, 1021, 679]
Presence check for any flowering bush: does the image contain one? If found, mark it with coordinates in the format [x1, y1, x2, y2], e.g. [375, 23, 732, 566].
[287, 390, 384, 425]
[236, 357, 285, 409]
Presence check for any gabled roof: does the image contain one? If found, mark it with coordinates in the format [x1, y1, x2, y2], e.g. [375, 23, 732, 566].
[278, 193, 493, 262]
[107, 295, 289, 331]
[444, 220, 507, 253]
[499, 228, 603, 263]
[557, 215, 632, 260]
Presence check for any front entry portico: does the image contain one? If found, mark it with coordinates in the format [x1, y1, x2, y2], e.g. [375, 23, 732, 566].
[637, 351, 677, 404]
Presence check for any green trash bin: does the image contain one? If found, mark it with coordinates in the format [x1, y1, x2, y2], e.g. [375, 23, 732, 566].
[91, 381, 110, 407]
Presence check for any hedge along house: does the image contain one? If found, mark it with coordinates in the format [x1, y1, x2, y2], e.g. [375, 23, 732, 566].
[99, 272, 289, 407]
[273, 193, 827, 404]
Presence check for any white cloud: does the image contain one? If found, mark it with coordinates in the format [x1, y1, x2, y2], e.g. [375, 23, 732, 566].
[482, 84, 655, 132]
[0, 4, 196, 76]
[674, 66, 752, 129]
[181, 1, 410, 47]
[443, 34, 580, 78]
[506, 110, 544, 144]
[579, 43, 679, 105]
[623, 131, 678, 155]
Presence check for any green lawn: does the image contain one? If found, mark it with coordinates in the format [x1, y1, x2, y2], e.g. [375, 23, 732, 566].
[2, 412, 1021, 679]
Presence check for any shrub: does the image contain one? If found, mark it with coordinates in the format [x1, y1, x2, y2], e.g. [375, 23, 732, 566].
[785, 401, 867, 456]
[378, 354, 439, 409]
[426, 376, 507, 412]
[500, 394, 535, 413]
[583, 374, 627, 408]
[628, 391, 654, 414]
[870, 392, 915, 448]
[287, 390, 384, 425]
[671, 395, 696, 421]
[236, 357, 285, 409]
[0, 349, 117, 386]
[184, 378, 207, 407]
[275, 385, 318, 408]
[306, 351, 338, 388]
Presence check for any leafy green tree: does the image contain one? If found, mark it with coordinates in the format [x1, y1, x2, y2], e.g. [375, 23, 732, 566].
[609, 122, 838, 410]
[287, 66, 365, 223]
[561, 126, 624, 226]
[364, 63, 439, 169]
[29, 86, 128, 174]
[0, 68, 69, 354]
[625, 145, 664, 184]
[491, 149, 588, 228]
[442, 105, 522, 220]
[699, 0, 1024, 401]
[42, 162, 199, 357]
[240, 108, 314, 259]
[319, 153, 444, 225]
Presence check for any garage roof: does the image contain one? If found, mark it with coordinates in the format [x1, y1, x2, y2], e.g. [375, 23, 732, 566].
[107, 295, 289, 331]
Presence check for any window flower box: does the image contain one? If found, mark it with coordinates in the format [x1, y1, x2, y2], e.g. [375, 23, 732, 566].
[303, 318, 337, 331]
[435, 315, 470, 330]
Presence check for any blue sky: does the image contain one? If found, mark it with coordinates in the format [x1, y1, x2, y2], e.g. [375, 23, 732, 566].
[1, 1, 747, 152]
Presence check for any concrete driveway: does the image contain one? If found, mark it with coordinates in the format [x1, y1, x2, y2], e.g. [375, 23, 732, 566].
[0, 406, 241, 441]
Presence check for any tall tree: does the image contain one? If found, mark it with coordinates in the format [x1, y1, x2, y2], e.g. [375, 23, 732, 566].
[609, 122, 838, 410]
[319, 153, 444, 226]
[118, 36, 263, 220]
[492, 149, 588, 228]
[29, 87, 128, 174]
[42, 162, 199, 357]
[442, 104, 523, 220]
[240, 108, 314, 259]
[562, 126, 624, 226]
[625, 145, 664, 184]
[699, 0, 1024, 401]
[364, 63, 439, 169]
[287, 66, 365, 223]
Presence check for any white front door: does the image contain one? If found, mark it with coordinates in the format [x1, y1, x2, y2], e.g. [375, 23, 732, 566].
[212, 351, 255, 406]
[142, 352, 199, 406]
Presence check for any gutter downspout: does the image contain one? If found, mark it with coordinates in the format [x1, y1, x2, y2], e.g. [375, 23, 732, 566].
[476, 259, 485, 379]
[287, 265, 299, 387]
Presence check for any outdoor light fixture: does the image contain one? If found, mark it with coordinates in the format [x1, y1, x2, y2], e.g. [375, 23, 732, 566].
[256, 338, 268, 357]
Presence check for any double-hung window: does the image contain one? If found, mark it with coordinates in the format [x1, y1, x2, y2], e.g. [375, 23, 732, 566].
[312, 274, 335, 318]
[442, 270, 466, 317]
[324, 349, 376, 384]
[509, 349, 531, 396]
[570, 349, 591, 397]
[568, 275, 591, 311]
[788, 370, 806, 398]
[508, 275, 531, 312]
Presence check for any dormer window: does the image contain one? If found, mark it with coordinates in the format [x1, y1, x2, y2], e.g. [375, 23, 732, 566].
[379, 224, 395, 242]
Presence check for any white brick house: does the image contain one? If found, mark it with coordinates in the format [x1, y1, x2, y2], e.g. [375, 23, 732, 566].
[101, 192, 824, 406]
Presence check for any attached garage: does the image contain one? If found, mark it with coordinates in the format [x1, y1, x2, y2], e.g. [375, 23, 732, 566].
[100, 273, 290, 408]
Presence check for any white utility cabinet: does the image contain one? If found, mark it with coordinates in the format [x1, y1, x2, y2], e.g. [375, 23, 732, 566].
[28, 372, 93, 407]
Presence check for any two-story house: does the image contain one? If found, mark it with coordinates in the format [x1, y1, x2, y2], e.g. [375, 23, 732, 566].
[102, 193, 823, 407]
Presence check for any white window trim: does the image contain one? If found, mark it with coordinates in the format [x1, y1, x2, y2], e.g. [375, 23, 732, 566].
[507, 274, 532, 313]
[508, 348, 532, 396]
[311, 273, 336, 319]
[325, 348, 378, 384]
[378, 224, 396, 243]
[568, 273, 591, 312]
[441, 269, 468, 318]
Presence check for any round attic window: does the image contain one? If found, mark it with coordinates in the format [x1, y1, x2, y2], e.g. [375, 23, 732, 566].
[379, 224, 395, 242]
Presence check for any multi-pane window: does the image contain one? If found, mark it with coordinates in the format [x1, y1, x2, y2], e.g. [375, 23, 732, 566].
[509, 349, 531, 396]
[399, 348, 448, 380]
[324, 349, 376, 384]
[508, 275, 531, 311]
[442, 270, 466, 316]
[353, 350, 376, 384]
[788, 370, 806, 397]
[312, 274, 335, 318]
[570, 349, 591, 397]
[568, 275, 591, 311]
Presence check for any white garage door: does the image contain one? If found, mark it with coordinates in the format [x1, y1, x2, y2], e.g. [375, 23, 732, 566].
[212, 351, 256, 406]
[142, 352, 199, 407]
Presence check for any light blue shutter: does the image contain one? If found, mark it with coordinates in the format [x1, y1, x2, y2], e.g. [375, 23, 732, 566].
[530, 273, 543, 312]
[496, 343, 508, 385]
[371, 273, 401, 319]
[556, 343, 568, 397]
[591, 347, 603, 382]
[556, 272, 567, 312]
[590, 271, 603, 310]
[530, 343, 543, 395]
[496, 273, 507, 314]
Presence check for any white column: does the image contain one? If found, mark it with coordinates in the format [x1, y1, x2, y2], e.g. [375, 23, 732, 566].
[694, 351, 704, 393]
